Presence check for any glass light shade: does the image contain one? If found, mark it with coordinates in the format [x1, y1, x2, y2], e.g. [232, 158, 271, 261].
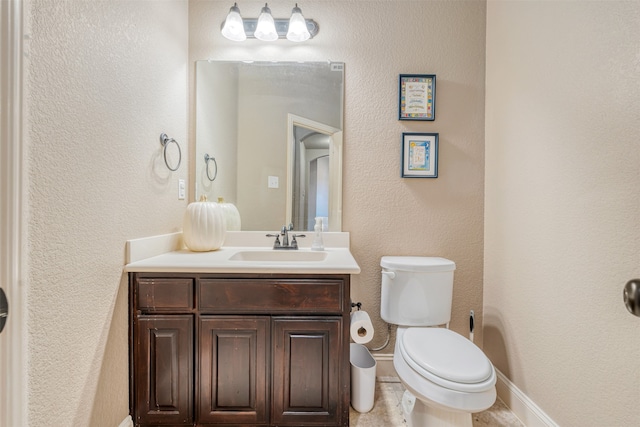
[286, 5, 310, 42]
[254, 4, 278, 41]
[221, 4, 246, 42]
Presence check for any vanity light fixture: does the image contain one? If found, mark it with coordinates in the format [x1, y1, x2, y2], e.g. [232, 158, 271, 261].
[286, 4, 310, 42]
[220, 3, 246, 42]
[221, 2, 318, 42]
[254, 3, 278, 41]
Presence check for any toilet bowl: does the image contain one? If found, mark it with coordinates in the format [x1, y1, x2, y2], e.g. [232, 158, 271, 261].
[394, 327, 496, 427]
[379, 256, 497, 427]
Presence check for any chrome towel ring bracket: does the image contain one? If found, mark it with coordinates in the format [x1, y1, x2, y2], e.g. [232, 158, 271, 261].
[204, 153, 218, 182]
[160, 133, 182, 171]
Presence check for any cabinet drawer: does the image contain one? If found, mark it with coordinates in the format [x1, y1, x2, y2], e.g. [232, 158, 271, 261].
[137, 277, 194, 311]
[199, 278, 344, 313]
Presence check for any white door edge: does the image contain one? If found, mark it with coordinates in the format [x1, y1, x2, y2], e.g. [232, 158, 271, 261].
[0, 1, 27, 426]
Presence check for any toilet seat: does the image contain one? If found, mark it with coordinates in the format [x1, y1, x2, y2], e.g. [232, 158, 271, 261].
[399, 328, 496, 393]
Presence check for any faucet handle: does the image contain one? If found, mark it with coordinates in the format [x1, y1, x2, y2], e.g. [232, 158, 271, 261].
[290, 234, 306, 249]
[266, 233, 281, 247]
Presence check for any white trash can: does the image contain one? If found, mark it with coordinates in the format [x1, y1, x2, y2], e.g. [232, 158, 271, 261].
[350, 343, 376, 413]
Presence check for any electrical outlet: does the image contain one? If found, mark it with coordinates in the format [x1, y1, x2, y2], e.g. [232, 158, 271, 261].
[268, 176, 279, 189]
[178, 179, 185, 200]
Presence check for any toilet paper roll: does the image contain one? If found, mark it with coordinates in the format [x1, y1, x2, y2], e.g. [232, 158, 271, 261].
[350, 310, 374, 344]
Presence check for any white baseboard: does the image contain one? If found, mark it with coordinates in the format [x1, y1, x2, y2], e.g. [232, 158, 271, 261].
[118, 415, 133, 427]
[373, 353, 399, 382]
[495, 369, 558, 427]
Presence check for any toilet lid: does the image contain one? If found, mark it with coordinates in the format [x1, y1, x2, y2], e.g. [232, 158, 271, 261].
[400, 328, 495, 392]
[380, 256, 456, 272]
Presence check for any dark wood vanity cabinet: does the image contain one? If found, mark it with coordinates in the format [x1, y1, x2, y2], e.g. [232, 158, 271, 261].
[129, 273, 351, 427]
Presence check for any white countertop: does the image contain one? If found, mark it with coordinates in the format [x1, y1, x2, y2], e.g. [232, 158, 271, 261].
[124, 231, 361, 275]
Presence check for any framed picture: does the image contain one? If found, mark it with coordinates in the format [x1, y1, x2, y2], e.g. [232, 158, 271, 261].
[398, 74, 436, 121]
[402, 132, 438, 178]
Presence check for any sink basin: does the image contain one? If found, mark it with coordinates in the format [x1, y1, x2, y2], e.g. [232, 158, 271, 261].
[229, 250, 328, 262]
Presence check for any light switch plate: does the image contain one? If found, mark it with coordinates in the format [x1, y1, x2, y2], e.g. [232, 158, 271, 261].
[178, 179, 185, 199]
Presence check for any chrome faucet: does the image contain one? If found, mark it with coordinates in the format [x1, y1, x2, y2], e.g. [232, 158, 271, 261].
[281, 225, 291, 247]
[266, 225, 305, 250]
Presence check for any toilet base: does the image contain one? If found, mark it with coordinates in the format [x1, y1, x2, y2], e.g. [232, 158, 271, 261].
[402, 390, 472, 427]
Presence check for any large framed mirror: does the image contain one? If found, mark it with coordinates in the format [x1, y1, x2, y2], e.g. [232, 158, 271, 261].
[195, 61, 344, 232]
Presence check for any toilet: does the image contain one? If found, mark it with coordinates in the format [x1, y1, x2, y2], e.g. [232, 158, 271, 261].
[380, 256, 496, 427]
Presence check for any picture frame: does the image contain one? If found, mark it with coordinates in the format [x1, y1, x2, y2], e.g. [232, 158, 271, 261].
[398, 74, 436, 121]
[402, 132, 438, 178]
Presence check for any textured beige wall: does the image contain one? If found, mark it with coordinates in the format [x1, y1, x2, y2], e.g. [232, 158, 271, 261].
[189, 0, 487, 348]
[24, 1, 188, 425]
[485, 1, 640, 425]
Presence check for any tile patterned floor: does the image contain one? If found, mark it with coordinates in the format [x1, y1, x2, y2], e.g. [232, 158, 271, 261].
[349, 381, 525, 427]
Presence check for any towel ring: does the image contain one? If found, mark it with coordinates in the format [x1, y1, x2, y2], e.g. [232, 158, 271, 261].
[204, 153, 218, 182]
[160, 133, 181, 171]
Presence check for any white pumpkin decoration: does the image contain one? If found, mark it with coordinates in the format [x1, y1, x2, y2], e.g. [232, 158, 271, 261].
[217, 197, 242, 231]
[183, 195, 226, 251]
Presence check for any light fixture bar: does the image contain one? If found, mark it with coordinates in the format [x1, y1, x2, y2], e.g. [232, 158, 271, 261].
[225, 18, 319, 39]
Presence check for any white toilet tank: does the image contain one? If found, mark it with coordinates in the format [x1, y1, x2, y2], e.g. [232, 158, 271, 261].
[380, 256, 456, 327]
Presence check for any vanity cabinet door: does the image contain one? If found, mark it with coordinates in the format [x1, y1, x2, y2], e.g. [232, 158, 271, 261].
[134, 315, 193, 426]
[271, 317, 344, 426]
[198, 316, 270, 425]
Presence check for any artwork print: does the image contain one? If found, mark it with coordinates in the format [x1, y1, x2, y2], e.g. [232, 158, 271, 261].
[399, 74, 436, 121]
[401, 133, 438, 178]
